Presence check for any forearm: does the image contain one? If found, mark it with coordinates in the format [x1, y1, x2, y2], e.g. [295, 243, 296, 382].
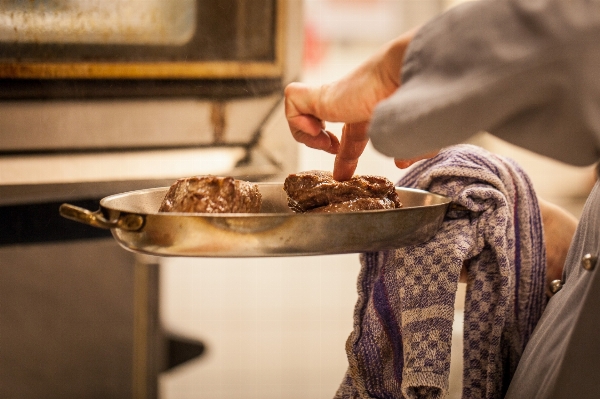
[373, 27, 418, 91]
[537, 197, 578, 295]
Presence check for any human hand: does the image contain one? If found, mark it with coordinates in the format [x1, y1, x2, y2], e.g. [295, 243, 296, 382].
[284, 29, 417, 181]
[394, 150, 440, 169]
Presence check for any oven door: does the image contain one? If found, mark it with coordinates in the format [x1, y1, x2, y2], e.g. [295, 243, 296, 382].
[0, 0, 302, 185]
[0, 0, 289, 99]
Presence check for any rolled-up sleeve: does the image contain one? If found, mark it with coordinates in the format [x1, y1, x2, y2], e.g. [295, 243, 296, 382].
[369, 0, 600, 166]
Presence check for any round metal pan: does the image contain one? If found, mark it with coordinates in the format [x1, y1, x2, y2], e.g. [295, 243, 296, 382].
[59, 183, 451, 257]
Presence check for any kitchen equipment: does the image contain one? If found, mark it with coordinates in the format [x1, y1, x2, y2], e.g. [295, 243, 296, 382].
[0, 0, 288, 94]
[0, 1, 303, 397]
[60, 184, 451, 257]
[0, 0, 301, 184]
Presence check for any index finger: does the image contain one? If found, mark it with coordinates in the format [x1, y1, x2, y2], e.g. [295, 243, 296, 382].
[333, 122, 370, 181]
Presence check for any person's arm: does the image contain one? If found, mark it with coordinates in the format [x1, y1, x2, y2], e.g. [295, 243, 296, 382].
[370, 0, 600, 166]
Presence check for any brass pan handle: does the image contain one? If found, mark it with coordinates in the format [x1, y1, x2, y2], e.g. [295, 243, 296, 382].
[59, 203, 144, 231]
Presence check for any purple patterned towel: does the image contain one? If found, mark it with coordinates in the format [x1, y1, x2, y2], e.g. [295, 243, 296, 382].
[335, 144, 546, 399]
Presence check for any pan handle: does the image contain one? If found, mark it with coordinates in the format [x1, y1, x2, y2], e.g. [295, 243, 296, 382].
[59, 203, 144, 231]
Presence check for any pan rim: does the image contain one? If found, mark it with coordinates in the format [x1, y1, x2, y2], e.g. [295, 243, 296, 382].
[99, 183, 452, 217]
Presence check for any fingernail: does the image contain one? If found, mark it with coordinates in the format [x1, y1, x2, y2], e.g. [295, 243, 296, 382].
[320, 129, 332, 147]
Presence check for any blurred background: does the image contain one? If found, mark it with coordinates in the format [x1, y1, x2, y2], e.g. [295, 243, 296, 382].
[0, 1, 594, 399]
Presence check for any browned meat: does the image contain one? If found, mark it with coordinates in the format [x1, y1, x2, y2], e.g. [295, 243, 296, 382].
[159, 176, 262, 213]
[283, 170, 401, 213]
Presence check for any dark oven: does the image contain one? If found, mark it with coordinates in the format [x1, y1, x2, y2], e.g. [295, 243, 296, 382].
[0, 1, 303, 398]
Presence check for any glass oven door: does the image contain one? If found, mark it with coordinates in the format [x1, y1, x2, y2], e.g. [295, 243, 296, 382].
[0, 0, 285, 98]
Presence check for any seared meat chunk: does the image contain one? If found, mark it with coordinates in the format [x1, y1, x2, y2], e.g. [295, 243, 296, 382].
[159, 176, 261, 213]
[284, 170, 401, 213]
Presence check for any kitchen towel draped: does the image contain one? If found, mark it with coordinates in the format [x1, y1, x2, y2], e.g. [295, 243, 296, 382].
[335, 144, 546, 399]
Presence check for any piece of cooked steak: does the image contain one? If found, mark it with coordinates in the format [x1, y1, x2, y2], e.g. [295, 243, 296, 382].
[159, 176, 262, 213]
[283, 170, 401, 213]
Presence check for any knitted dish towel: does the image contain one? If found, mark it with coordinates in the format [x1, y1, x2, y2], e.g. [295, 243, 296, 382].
[335, 144, 546, 399]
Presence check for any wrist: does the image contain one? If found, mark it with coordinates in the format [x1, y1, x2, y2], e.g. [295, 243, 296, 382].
[380, 27, 419, 87]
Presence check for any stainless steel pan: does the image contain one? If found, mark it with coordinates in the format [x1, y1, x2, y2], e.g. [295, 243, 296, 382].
[59, 183, 451, 257]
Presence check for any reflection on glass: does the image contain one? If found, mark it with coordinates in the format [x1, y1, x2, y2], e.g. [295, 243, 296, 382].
[0, 0, 196, 45]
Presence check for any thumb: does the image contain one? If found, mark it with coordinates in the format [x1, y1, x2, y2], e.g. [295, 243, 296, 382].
[394, 150, 439, 169]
